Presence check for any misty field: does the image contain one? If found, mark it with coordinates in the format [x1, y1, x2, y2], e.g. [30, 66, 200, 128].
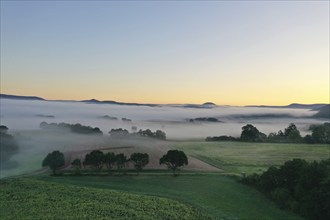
[172, 141, 330, 175]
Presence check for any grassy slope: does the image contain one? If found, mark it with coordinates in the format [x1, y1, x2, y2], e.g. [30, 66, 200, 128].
[171, 141, 330, 174]
[36, 174, 302, 220]
[2, 141, 325, 219]
[0, 178, 211, 220]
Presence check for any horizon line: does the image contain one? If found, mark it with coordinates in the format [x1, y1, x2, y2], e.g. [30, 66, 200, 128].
[1, 93, 329, 107]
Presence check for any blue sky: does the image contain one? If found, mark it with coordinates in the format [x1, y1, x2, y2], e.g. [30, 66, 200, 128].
[1, 1, 329, 105]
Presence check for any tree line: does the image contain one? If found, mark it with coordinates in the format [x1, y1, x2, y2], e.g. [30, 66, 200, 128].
[40, 122, 103, 135]
[0, 125, 19, 169]
[206, 123, 330, 144]
[42, 149, 187, 176]
[240, 158, 330, 220]
[109, 128, 166, 140]
[39, 122, 166, 140]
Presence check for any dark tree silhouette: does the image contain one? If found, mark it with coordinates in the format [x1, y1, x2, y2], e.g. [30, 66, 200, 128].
[0, 126, 19, 169]
[310, 123, 330, 144]
[115, 153, 128, 173]
[155, 130, 166, 140]
[284, 123, 302, 142]
[42, 150, 65, 175]
[71, 158, 82, 175]
[103, 152, 116, 173]
[109, 128, 129, 137]
[241, 159, 330, 220]
[240, 124, 264, 142]
[159, 150, 188, 175]
[130, 153, 149, 174]
[83, 150, 104, 172]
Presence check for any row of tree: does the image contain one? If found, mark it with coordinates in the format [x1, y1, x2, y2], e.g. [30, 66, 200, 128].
[109, 128, 166, 140]
[39, 122, 166, 140]
[40, 122, 103, 135]
[240, 159, 330, 220]
[206, 123, 330, 144]
[80, 151, 149, 175]
[42, 149, 188, 176]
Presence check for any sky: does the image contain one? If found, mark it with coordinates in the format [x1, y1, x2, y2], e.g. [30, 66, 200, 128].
[0, 1, 329, 105]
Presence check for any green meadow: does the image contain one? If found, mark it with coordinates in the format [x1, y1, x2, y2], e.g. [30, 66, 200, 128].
[33, 174, 302, 220]
[172, 141, 330, 175]
[1, 141, 328, 219]
[0, 178, 211, 220]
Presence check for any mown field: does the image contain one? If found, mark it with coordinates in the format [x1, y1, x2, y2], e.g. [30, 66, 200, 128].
[0, 178, 212, 220]
[172, 141, 330, 175]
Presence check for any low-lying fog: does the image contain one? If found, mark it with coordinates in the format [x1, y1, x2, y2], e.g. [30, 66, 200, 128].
[1, 98, 328, 178]
[0, 99, 325, 139]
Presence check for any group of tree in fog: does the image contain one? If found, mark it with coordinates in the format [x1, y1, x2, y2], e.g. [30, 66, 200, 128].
[109, 128, 166, 140]
[40, 122, 166, 140]
[0, 125, 19, 169]
[206, 123, 330, 144]
[241, 158, 330, 220]
[40, 122, 103, 135]
[42, 149, 187, 176]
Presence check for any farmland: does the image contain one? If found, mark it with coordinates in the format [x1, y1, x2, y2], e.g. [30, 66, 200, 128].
[172, 141, 330, 175]
[0, 178, 212, 220]
[1, 140, 328, 219]
[1, 174, 303, 220]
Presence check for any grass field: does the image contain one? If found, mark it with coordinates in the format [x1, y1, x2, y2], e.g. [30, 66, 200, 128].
[0, 178, 212, 220]
[35, 174, 302, 220]
[172, 141, 330, 175]
[1, 141, 327, 219]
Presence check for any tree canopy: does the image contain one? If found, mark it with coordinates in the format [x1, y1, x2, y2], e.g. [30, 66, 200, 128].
[160, 150, 188, 175]
[115, 153, 128, 171]
[83, 150, 104, 171]
[0, 125, 19, 169]
[130, 153, 149, 174]
[42, 150, 65, 175]
[103, 152, 116, 172]
[240, 124, 266, 142]
[71, 158, 82, 175]
[241, 159, 330, 220]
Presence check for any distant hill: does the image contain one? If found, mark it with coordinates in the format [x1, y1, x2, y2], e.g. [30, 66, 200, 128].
[183, 102, 217, 109]
[0, 94, 45, 101]
[246, 103, 328, 109]
[0, 94, 157, 107]
[81, 99, 158, 107]
[312, 104, 330, 119]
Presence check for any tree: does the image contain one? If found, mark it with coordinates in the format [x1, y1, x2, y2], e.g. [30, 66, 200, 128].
[310, 123, 330, 144]
[103, 152, 116, 173]
[130, 153, 149, 175]
[155, 130, 166, 140]
[83, 150, 104, 172]
[0, 126, 19, 169]
[0, 125, 8, 134]
[240, 124, 264, 142]
[42, 150, 65, 175]
[159, 150, 188, 175]
[115, 153, 128, 173]
[284, 123, 301, 142]
[71, 158, 82, 175]
[109, 128, 129, 137]
[241, 159, 330, 220]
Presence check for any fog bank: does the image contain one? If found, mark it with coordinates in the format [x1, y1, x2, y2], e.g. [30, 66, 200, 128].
[0, 99, 324, 139]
